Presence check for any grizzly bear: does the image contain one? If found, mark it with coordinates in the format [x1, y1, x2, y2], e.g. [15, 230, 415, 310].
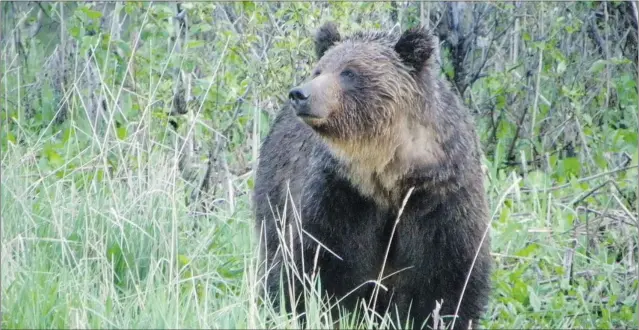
[253, 22, 491, 330]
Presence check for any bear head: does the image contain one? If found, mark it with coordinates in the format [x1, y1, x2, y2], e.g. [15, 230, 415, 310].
[289, 22, 442, 180]
[289, 22, 456, 205]
[289, 22, 437, 136]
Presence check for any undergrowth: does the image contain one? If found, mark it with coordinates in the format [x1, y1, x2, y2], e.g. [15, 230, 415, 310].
[2, 2, 638, 329]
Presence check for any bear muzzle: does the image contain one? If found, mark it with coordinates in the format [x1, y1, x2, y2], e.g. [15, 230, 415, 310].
[289, 84, 329, 126]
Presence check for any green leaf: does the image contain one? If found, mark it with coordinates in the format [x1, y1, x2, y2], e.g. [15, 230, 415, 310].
[96, 169, 104, 182]
[187, 40, 205, 49]
[107, 242, 123, 263]
[178, 254, 190, 268]
[193, 23, 212, 34]
[124, 2, 137, 15]
[62, 127, 74, 143]
[588, 59, 608, 73]
[515, 243, 539, 258]
[47, 149, 64, 168]
[69, 26, 81, 39]
[496, 94, 506, 109]
[562, 157, 581, 177]
[498, 205, 510, 224]
[6, 132, 16, 144]
[528, 286, 541, 312]
[594, 152, 608, 169]
[556, 60, 566, 75]
[243, 1, 255, 12]
[80, 6, 103, 20]
[622, 131, 638, 146]
[116, 126, 127, 140]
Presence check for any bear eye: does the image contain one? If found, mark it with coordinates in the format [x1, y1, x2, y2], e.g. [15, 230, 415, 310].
[313, 70, 321, 77]
[340, 69, 356, 79]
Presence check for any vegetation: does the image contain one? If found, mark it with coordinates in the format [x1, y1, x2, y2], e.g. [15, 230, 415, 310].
[2, 2, 637, 329]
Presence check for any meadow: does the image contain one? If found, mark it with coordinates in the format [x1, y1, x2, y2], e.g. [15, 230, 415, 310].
[1, 2, 638, 329]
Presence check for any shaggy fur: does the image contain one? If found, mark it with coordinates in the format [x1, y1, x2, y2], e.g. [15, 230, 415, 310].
[253, 22, 492, 330]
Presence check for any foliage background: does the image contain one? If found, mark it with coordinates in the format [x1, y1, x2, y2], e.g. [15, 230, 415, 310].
[1, 1, 638, 329]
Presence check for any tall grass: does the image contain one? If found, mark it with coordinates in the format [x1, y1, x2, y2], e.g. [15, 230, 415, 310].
[2, 122, 636, 328]
[1, 2, 637, 329]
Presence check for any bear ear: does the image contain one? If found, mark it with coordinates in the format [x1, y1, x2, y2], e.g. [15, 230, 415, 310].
[394, 26, 436, 75]
[315, 21, 341, 59]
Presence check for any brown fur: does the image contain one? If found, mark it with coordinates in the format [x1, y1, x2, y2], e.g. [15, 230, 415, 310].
[325, 114, 446, 207]
[254, 22, 491, 330]
[304, 29, 447, 207]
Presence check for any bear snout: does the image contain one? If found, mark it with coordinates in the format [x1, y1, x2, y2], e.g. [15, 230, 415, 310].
[288, 87, 310, 104]
[288, 86, 315, 119]
[289, 84, 329, 127]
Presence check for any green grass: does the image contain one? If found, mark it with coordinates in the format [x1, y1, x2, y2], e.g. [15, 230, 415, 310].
[1, 2, 638, 329]
[2, 121, 637, 329]
[2, 134, 253, 328]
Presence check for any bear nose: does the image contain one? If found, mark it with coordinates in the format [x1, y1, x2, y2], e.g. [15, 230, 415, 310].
[288, 87, 310, 104]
